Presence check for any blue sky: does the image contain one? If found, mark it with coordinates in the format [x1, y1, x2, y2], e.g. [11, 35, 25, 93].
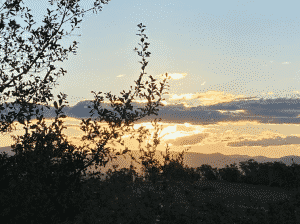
[9, 0, 299, 107]
[2, 0, 300, 162]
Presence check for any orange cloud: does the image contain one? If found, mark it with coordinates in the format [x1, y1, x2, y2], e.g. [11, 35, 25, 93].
[168, 91, 255, 106]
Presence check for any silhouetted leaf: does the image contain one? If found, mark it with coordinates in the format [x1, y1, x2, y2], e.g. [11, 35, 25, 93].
[54, 101, 58, 109]
[30, 124, 38, 129]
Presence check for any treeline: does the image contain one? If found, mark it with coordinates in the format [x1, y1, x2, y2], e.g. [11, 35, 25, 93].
[2, 148, 300, 224]
[102, 154, 300, 191]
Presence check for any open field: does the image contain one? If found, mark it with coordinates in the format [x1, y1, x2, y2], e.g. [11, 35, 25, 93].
[79, 176, 300, 223]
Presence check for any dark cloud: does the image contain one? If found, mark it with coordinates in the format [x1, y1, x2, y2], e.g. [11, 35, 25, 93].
[165, 133, 209, 146]
[1, 97, 300, 125]
[228, 136, 300, 147]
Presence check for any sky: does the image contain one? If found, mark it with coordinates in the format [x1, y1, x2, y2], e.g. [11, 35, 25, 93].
[1, 0, 300, 163]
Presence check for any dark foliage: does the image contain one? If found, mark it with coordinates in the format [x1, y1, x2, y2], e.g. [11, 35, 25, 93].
[218, 162, 242, 183]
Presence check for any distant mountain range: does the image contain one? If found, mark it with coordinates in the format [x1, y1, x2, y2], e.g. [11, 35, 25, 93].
[1, 146, 300, 172]
[111, 150, 300, 171]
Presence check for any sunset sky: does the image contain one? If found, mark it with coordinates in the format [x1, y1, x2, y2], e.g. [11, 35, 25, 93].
[1, 0, 300, 161]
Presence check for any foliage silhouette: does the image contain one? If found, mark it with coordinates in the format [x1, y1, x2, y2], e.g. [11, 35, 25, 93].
[197, 164, 219, 181]
[1, 1, 300, 223]
[218, 162, 242, 183]
[0, 0, 174, 223]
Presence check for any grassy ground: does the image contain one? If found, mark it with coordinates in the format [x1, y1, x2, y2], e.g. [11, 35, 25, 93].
[75, 176, 300, 223]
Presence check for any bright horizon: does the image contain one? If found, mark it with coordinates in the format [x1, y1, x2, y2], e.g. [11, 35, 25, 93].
[2, 116, 300, 159]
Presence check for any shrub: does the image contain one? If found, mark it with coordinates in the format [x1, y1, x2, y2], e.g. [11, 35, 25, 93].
[218, 162, 242, 183]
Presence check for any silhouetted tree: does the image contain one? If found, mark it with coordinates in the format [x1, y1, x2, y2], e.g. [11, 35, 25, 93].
[255, 162, 272, 186]
[218, 162, 241, 183]
[239, 159, 297, 188]
[0, 1, 177, 222]
[197, 164, 219, 181]
[288, 158, 300, 189]
[178, 166, 200, 183]
[0, 0, 111, 133]
[262, 161, 291, 188]
[158, 145, 191, 182]
[239, 159, 260, 184]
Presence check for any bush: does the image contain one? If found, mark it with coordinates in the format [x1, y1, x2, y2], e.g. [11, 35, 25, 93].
[161, 160, 187, 181]
[197, 164, 219, 181]
[218, 163, 242, 183]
